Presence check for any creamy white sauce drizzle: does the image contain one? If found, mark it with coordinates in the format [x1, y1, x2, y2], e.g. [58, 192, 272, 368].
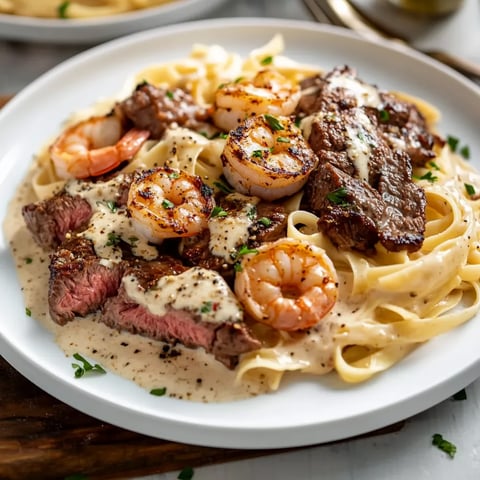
[345, 109, 377, 182]
[328, 73, 381, 108]
[208, 193, 259, 262]
[124, 267, 243, 324]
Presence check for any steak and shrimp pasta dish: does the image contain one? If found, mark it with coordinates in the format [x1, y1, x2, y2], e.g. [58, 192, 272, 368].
[5, 36, 480, 402]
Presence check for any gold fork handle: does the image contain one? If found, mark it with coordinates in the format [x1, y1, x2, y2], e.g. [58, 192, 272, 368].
[303, 0, 480, 83]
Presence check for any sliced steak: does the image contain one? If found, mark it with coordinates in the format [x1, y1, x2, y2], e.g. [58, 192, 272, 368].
[22, 193, 92, 250]
[103, 263, 261, 368]
[118, 82, 211, 139]
[299, 66, 428, 253]
[22, 174, 133, 250]
[49, 236, 125, 325]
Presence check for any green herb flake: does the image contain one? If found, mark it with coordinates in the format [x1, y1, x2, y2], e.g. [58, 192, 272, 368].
[447, 135, 460, 152]
[326, 187, 350, 206]
[150, 387, 167, 396]
[219, 132, 228, 139]
[213, 180, 234, 194]
[432, 433, 456, 458]
[260, 55, 273, 66]
[25, 307, 32, 317]
[264, 114, 283, 131]
[379, 109, 390, 122]
[25, 257, 33, 264]
[128, 236, 139, 246]
[236, 245, 258, 258]
[106, 200, 117, 213]
[452, 388, 467, 401]
[258, 217, 272, 227]
[71, 353, 106, 379]
[166, 90, 174, 100]
[106, 231, 121, 247]
[414, 171, 438, 183]
[211, 206, 228, 218]
[169, 171, 180, 179]
[277, 136, 290, 143]
[465, 183, 476, 196]
[252, 149, 264, 158]
[162, 199, 175, 209]
[177, 466, 194, 480]
[460, 145, 470, 160]
[233, 262, 243, 272]
[234, 76, 244, 84]
[57, 1, 70, 18]
[200, 301, 213, 313]
[429, 161, 440, 171]
[294, 116, 302, 128]
[247, 206, 257, 221]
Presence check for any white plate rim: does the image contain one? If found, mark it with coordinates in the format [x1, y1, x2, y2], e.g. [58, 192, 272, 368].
[1, 17, 480, 449]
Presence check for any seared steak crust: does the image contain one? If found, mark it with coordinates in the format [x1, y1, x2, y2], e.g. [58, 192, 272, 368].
[299, 66, 430, 253]
[22, 193, 92, 250]
[119, 82, 211, 139]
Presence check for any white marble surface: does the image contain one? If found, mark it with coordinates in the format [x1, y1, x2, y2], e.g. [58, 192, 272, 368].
[1, 0, 480, 479]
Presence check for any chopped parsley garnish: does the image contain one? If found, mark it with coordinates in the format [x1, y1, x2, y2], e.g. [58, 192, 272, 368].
[429, 161, 440, 171]
[451, 388, 467, 401]
[447, 134, 471, 160]
[162, 199, 175, 209]
[252, 149, 264, 158]
[258, 217, 272, 227]
[25, 307, 31, 317]
[232, 245, 258, 272]
[234, 76, 244, 83]
[294, 116, 302, 128]
[260, 55, 273, 65]
[379, 109, 390, 122]
[177, 467, 194, 480]
[166, 90, 174, 100]
[211, 206, 228, 218]
[57, 1, 70, 18]
[71, 353, 106, 379]
[218, 132, 229, 139]
[25, 257, 33, 264]
[213, 180, 234, 194]
[326, 187, 350, 206]
[150, 387, 167, 396]
[414, 171, 438, 183]
[277, 136, 290, 143]
[96, 200, 117, 212]
[264, 114, 283, 131]
[169, 171, 180, 179]
[106, 231, 121, 247]
[200, 301, 213, 313]
[236, 245, 258, 257]
[128, 236, 139, 246]
[465, 183, 476, 196]
[247, 206, 257, 221]
[460, 145, 470, 160]
[432, 433, 456, 458]
[447, 135, 460, 152]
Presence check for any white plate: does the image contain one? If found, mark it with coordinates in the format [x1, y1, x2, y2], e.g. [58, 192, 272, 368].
[0, 0, 226, 44]
[1, 18, 480, 450]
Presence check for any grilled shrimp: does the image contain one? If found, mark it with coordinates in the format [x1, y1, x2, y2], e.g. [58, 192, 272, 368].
[235, 238, 338, 331]
[213, 69, 301, 132]
[50, 114, 150, 180]
[127, 166, 214, 242]
[222, 114, 318, 201]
